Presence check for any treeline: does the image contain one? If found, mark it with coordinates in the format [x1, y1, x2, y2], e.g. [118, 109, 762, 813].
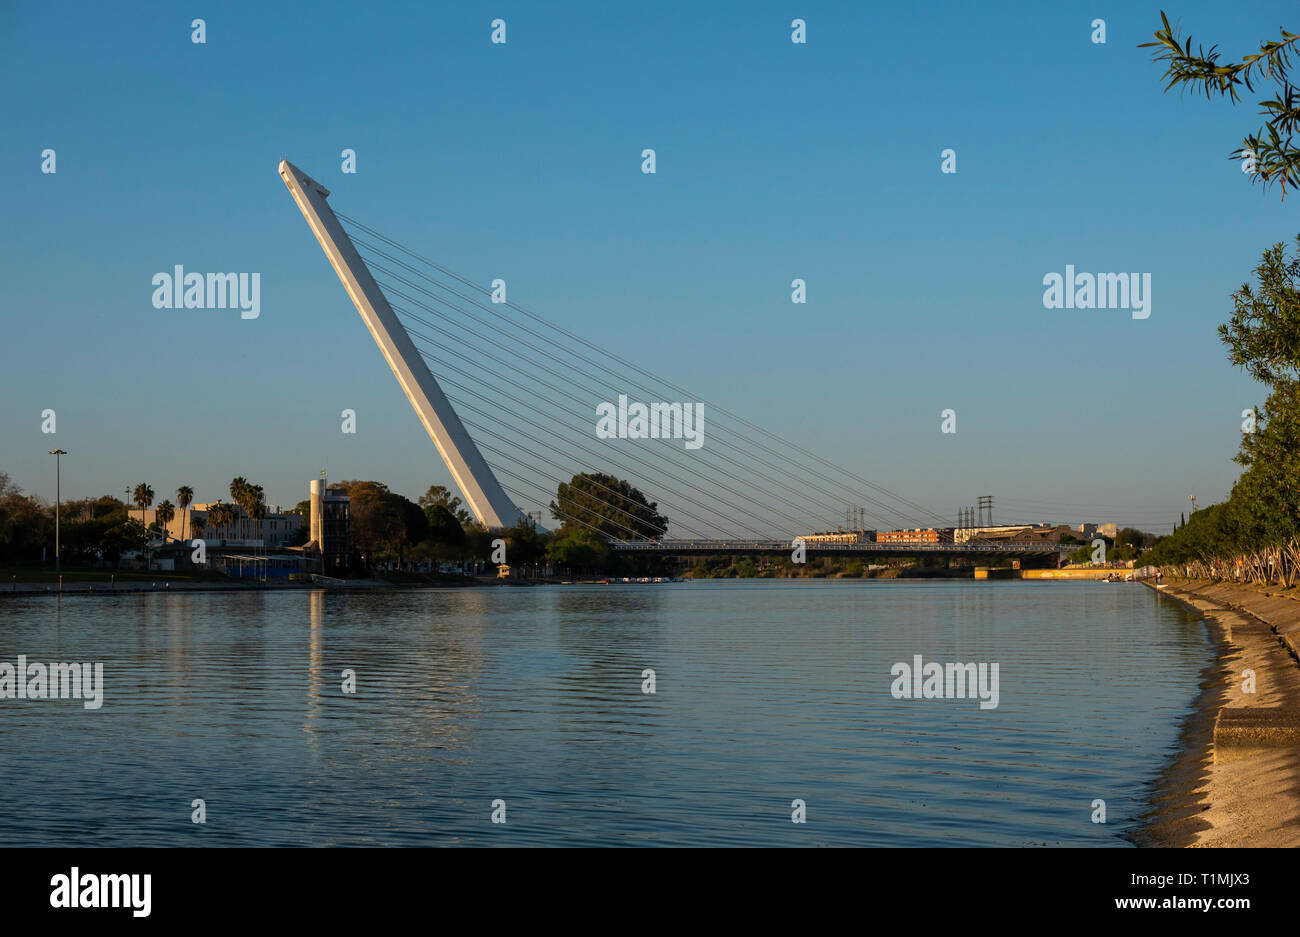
[0, 469, 673, 578]
[1066, 529, 1156, 564]
[0, 475, 145, 566]
[325, 477, 666, 576]
[1140, 238, 1300, 585]
[0, 473, 279, 567]
[1136, 16, 1300, 586]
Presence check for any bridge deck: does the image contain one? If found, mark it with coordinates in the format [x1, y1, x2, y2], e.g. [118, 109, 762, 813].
[608, 539, 1072, 557]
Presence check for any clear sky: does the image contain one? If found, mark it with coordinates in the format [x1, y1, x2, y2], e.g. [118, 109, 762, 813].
[2, 0, 1294, 534]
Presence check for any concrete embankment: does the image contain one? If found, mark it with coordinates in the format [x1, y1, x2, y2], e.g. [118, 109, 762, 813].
[1140, 579, 1300, 847]
[1019, 568, 1134, 580]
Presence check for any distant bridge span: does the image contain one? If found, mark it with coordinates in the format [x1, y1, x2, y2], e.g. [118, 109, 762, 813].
[608, 540, 1072, 561]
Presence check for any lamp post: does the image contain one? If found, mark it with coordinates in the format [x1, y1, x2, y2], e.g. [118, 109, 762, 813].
[49, 449, 67, 572]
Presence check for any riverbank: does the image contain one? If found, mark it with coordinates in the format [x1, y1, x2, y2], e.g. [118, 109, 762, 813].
[1138, 578, 1300, 847]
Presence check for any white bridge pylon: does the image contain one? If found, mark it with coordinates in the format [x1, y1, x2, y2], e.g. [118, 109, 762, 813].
[279, 159, 531, 530]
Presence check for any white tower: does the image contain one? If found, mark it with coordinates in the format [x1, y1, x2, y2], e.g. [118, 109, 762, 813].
[280, 160, 528, 529]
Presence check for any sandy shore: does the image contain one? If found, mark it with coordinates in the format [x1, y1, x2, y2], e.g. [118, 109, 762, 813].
[1138, 579, 1300, 847]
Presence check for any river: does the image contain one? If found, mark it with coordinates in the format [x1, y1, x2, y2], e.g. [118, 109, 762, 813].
[0, 579, 1207, 846]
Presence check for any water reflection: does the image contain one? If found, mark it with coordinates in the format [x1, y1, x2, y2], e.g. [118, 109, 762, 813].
[0, 581, 1207, 846]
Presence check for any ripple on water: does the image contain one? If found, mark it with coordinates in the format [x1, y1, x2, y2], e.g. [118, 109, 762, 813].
[0, 581, 1206, 846]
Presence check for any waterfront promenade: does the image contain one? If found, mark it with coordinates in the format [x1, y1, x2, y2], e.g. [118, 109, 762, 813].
[1143, 579, 1300, 847]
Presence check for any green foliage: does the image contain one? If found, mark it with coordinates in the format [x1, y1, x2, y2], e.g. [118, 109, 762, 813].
[463, 524, 496, 563]
[0, 473, 51, 563]
[1141, 12, 1300, 197]
[204, 500, 236, 537]
[423, 503, 466, 548]
[1219, 236, 1300, 384]
[155, 499, 175, 539]
[1142, 503, 1234, 567]
[1229, 378, 1300, 544]
[547, 527, 611, 571]
[504, 517, 546, 566]
[550, 472, 667, 540]
[338, 480, 397, 561]
[131, 482, 154, 519]
[100, 519, 145, 564]
[418, 484, 474, 527]
[337, 480, 428, 565]
[1140, 227, 1300, 571]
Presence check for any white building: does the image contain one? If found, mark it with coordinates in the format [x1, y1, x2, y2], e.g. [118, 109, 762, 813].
[133, 503, 305, 548]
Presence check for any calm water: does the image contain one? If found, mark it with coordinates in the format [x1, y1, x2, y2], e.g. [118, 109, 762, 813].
[0, 580, 1207, 846]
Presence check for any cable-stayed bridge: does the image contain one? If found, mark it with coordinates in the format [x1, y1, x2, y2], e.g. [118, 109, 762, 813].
[279, 159, 1073, 563]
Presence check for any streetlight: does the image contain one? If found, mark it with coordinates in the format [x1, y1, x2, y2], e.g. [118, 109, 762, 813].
[49, 449, 67, 572]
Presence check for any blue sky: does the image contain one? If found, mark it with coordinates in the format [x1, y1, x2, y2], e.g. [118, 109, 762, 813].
[2, 0, 1294, 533]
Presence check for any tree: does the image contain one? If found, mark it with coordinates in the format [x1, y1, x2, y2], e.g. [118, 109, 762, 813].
[0, 476, 51, 564]
[1218, 236, 1300, 385]
[386, 495, 429, 566]
[206, 501, 235, 540]
[249, 498, 267, 547]
[228, 477, 248, 538]
[176, 485, 193, 542]
[249, 484, 264, 540]
[287, 499, 311, 546]
[132, 483, 154, 528]
[229, 477, 264, 540]
[156, 500, 175, 542]
[337, 481, 406, 567]
[463, 523, 496, 572]
[504, 516, 548, 571]
[132, 483, 155, 568]
[1140, 18, 1300, 582]
[418, 484, 474, 527]
[549, 472, 667, 540]
[547, 526, 611, 572]
[423, 503, 465, 549]
[1233, 378, 1300, 539]
[101, 519, 145, 566]
[1142, 13, 1300, 196]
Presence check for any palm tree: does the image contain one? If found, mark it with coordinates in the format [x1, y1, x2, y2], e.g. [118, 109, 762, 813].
[250, 498, 267, 547]
[230, 477, 250, 539]
[190, 514, 206, 539]
[132, 483, 154, 527]
[176, 485, 194, 542]
[219, 503, 236, 540]
[156, 500, 175, 543]
[205, 500, 229, 540]
[249, 484, 265, 543]
[132, 482, 155, 568]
